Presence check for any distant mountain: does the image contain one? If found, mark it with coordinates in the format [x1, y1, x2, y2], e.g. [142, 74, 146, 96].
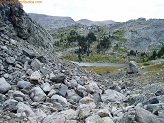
[28, 13, 76, 30]
[53, 17, 164, 52]
[108, 18, 164, 51]
[77, 19, 115, 26]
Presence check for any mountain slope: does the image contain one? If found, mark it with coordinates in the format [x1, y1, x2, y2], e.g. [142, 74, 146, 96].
[108, 18, 164, 51]
[28, 13, 76, 30]
[0, 2, 53, 48]
[53, 18, 164, 52]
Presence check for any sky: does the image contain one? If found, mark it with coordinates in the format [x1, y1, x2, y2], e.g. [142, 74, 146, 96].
[21, 0, 164, 22]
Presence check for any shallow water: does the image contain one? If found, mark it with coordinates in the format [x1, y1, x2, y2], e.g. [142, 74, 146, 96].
[72, 61, 128, 67]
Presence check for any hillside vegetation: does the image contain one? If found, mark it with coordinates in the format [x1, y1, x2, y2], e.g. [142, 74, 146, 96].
[51, 22, 164, 63]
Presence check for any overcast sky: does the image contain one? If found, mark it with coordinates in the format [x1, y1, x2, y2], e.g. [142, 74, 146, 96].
[22, 0, 164, 22]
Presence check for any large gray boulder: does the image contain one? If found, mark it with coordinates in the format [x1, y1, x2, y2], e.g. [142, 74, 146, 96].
[128, 61, 138, 74]
[0, 77, 11, 94]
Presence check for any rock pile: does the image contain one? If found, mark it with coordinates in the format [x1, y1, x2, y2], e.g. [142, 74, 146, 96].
[0, 32, 164, 123]
[0, 1, 164, 123]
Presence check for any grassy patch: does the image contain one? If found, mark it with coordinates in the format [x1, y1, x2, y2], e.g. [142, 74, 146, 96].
[146, 63, 164, 71]
[138, 62, 164, 83]
[143, 62, 150, 66]
[62, 52, 127, 63]
[83, 66, 125, 74]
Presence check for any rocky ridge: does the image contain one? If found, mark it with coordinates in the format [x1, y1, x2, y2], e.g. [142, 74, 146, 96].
[0, 2, 164, 123]
[28, 13, 76, 30]
[77, 19, 115, 26]
[108, 18, 164, 51]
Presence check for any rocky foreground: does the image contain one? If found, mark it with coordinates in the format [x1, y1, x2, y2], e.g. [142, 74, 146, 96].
[0, 1, 164, 123]
[0, 32, 164, 123]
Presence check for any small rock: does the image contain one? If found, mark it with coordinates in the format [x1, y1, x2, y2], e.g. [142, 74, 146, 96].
[66, 89, 82, 103]
[30, 71, 42, 82]
[0, 77, 11, 94]
[85, 115, 100, 123]
[143, 98, 159, 105]
[48, 89, 57, 97]
[96, 117, 114, 123]
[37, 56, 48, 63]
[97, 109, 110, 117]
[17, 80, 32, 89]
[17, 102, 35, 117]
[53, 102, 63, 111]
[70, 79, 78, 88]
[30, 86, 46, 102]
[31, 59, 43, 71]
[33, 109, 47, 121]
[40, 67, 51, 76]
[50, 73, 66, 83]
[78, 104, 92, 119]
[3, 99, 18, 112]
[10, 39, 17, 45]
[85, 81, 100, 93]
[22, 48, 36, 59]
[58, 84, 68, 97]
[5, 57, 15, 64]
[41, 82, 52, 93]
[60, 109, 77, 120]
[42, 113, 65, 123]
[101, 89, 125, 103]
[155, 90, 164, 96]
[15, 97, 24, 102]
[51, 94, 67, 106]
[13, 91, 25, 98]
[79, 96, 95, 105]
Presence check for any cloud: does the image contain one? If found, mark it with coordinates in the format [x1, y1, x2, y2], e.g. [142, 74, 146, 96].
[22, 0, 164, 22]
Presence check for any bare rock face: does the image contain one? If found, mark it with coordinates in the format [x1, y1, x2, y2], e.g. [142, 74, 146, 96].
[0, 0, 54, 48]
